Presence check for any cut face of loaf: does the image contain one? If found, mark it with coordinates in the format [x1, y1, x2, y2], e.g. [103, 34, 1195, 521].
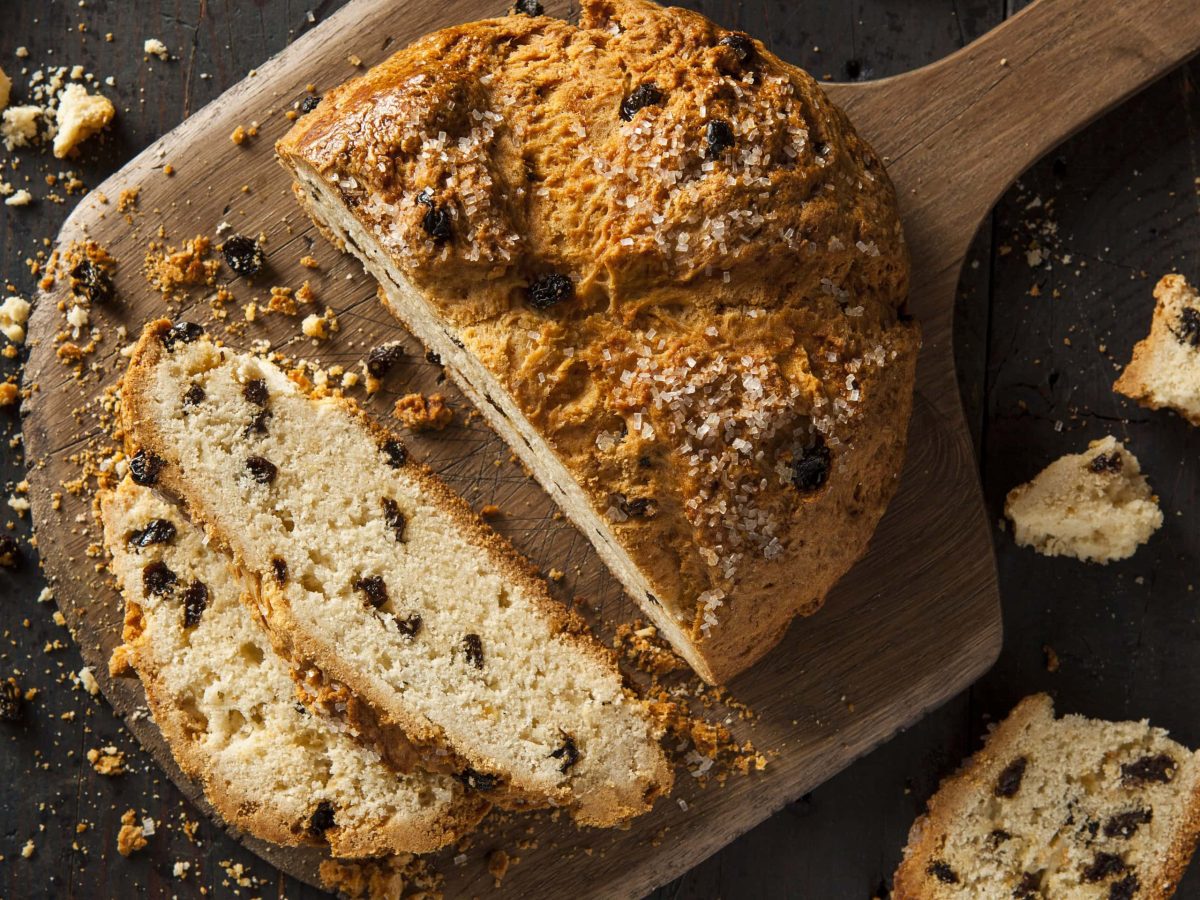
[1114, 274, 1200, 425]
[893, 694, 1200, 900]
[119, 320, 672, 827]
[275, 0, 919, 685]
[100, 478, 484, 857]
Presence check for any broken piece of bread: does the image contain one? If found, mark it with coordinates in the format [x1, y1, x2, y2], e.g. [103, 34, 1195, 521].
[52, 83, 114, 158]
[1114, 274, 1200, 425]
[1004, 436, 1161, 564]
[893, 694, 1200, 899]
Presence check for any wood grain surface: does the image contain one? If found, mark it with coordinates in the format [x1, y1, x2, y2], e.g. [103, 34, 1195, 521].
[2, 0, 1200, 897]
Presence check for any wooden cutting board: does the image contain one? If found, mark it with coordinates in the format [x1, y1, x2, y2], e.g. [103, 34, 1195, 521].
[21, 0, 1200, 895]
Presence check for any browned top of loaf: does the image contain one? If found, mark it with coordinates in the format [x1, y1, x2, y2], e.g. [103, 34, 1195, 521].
[279, 0, 918, 680]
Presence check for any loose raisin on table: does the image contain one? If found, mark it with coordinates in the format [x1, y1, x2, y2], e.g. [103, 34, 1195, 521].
[1109, 875, 1139, 900]
[1104, 809, 1152, 839]
[395, 614, 422, 637]
[1173, 307, 1200, 347]
[382, 439, 409, 468]
[550, 734, 579, 773]
[354, 575, 389, 609]
[308, 801, 336, 836]
[927, 861, 958, 885]
[0, 678, 22, 722]
[182, 384, 206, 408]
[463, 633, 484, 669]
[718, 33, 755, 64]
[1083, 853, 1126, 883]
[70, 260, 114, 304]
[162, 321, 204, 351]
[271, 558, 288, 585]
[619, 83, 663, 121]
[245, 456, 277, 485]
[182, 580, 209, 628]
[994, 756, 1028, 798]
[1090, 451, 1122, 474]
[142, 560, 178, 597]
[129, 518, 177, 549]
[421, 205, 453, 243]
[527, 273, 574, 311]
[129, 449, 166, 486]
[703, 119, 735, 159]
[457, 768, 499, 792]
[300, 95, 321, 114]
[367, 343, 405, 379]
[222, 234, 264, 277]
[789, 437, 831, 492]
[243, 379, 269, 407]
[511, 0, 543, 15]
[381, 498, 407, 542]
[0, 534, 20, 568]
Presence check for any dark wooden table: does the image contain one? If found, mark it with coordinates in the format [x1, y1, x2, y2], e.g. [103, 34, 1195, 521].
[2, 1, 1198, 897]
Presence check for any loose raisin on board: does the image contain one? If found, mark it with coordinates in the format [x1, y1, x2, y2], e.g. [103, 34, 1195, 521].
[129, 449, 166, 486]
[222, 234, 264, 277]
[1122, 753, 1176, 784]
[395, 614, 422, 637]
[142, 561, 178, 597]
[1104, 809, 1152, 839]
[308, 801, 336, 836]
[927, 861, 958, 885]
[457, 768, 499, 792]
[271, 558, 288, 585]
[354, 575, 388, 609]
[1109, 875, 1139, 900]
[703, 119, 735, 159]
[162, 321, 204, 351]
[994, 756, 1028, 798]
[550, 734, 580, 773]
[300, 95, 321, 114]
[511, 0, 543, 15]
[527, 273, 574, 311]
[1173, 307, 1200, 347]
[70, 260, 114, 304]
[0, 678, 22, 722]
[182, 581, 208, 628]
[243, 379, 269, 407]
[366, 343, 405, 379]
[619, 83, 663, 121]
[1090, 451, 1123, 474]
[463, 633, 484, 669]
[421, 205, 453, 243]
[182, 384, 205, 408]
[789, 437, 831, 492]
[129, 519, 177, 548]
[1083, 853, 1126, 883]
[381, 498, 407, 542]
[718, 33, 755, 64]
[245, 410, 272, 437]
[382, 439, 409, 468]
[245, 456, 277, 485]
[0, 534, 20, 568]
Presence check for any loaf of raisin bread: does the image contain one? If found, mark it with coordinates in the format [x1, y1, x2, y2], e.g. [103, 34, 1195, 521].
[275, 0, 918, 685]
[1004, 436, 1162, 564]
[100, 478, 485, 856]
[893, 694, 1200, 899]
[120, 319, 672, 827]
[1114, 275, 1200, 425]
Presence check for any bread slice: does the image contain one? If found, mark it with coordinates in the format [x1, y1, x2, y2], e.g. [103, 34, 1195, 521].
[1114, 275, 1200, 425]
[1004, 436, 1162, 564]
[100, 478, 485, 857]
[893, 694, 1200, 899]
[119, 319, 672, 827]
[275, 0, 919, 685]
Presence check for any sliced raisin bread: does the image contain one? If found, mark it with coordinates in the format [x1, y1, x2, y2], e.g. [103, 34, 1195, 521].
[100, 478, 485, 857]
[1004, 436, 1162, 564]
[119, 319, 672, 827]
[276, 0, 919, 685]
[893, 694, 1200, 899]
[1114, 275, 1200, 425]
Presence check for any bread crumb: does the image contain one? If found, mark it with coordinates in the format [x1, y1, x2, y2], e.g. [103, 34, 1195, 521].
[487, 849, 512, 886]
[4, 189, 33, 207]
[299, 255, 319, 269]
[1043, 644, 1060, 673]
[53, 83, 115, 158]
[348, 54, 363, 67]
[480, 504, 501, 519]
[230, 124, 247, 145]
[302, 308, 339, 340]
[77, 666, 100, 695]
[393, 393, 454, 431]
[20, 839, 34, 859]
[144, 38, 169, 60]
[0, 66, 10, 112]
[0, 383, 18, 407]
[117, 809, 148, 856]
[144, 235, 218, 296]
[87, 745, 126, 775]
[108, 643, 134, 677]
[2, 105, 40, 151]
[117, 187, 139, 213]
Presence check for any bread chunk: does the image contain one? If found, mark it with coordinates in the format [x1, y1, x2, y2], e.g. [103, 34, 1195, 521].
[276, 0, 919, 684]
[52, 83, 114, 158]
[1004, 436, 1161, 564]
[1114, 275, 1200, 425]
[100, 478, 484, 857]
[894, 694, 1200, 899]
[119, 319, 671, 827]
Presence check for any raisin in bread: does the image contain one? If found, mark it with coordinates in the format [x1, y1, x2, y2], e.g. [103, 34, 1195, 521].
[119, 319, 672, 828]
[1114, 275, 1200, 425]
[893, 694, 1200, 899]
[1004, 436, 1162, 564]
[100, 478, 485, 856]
[275, 0, 918, 685]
